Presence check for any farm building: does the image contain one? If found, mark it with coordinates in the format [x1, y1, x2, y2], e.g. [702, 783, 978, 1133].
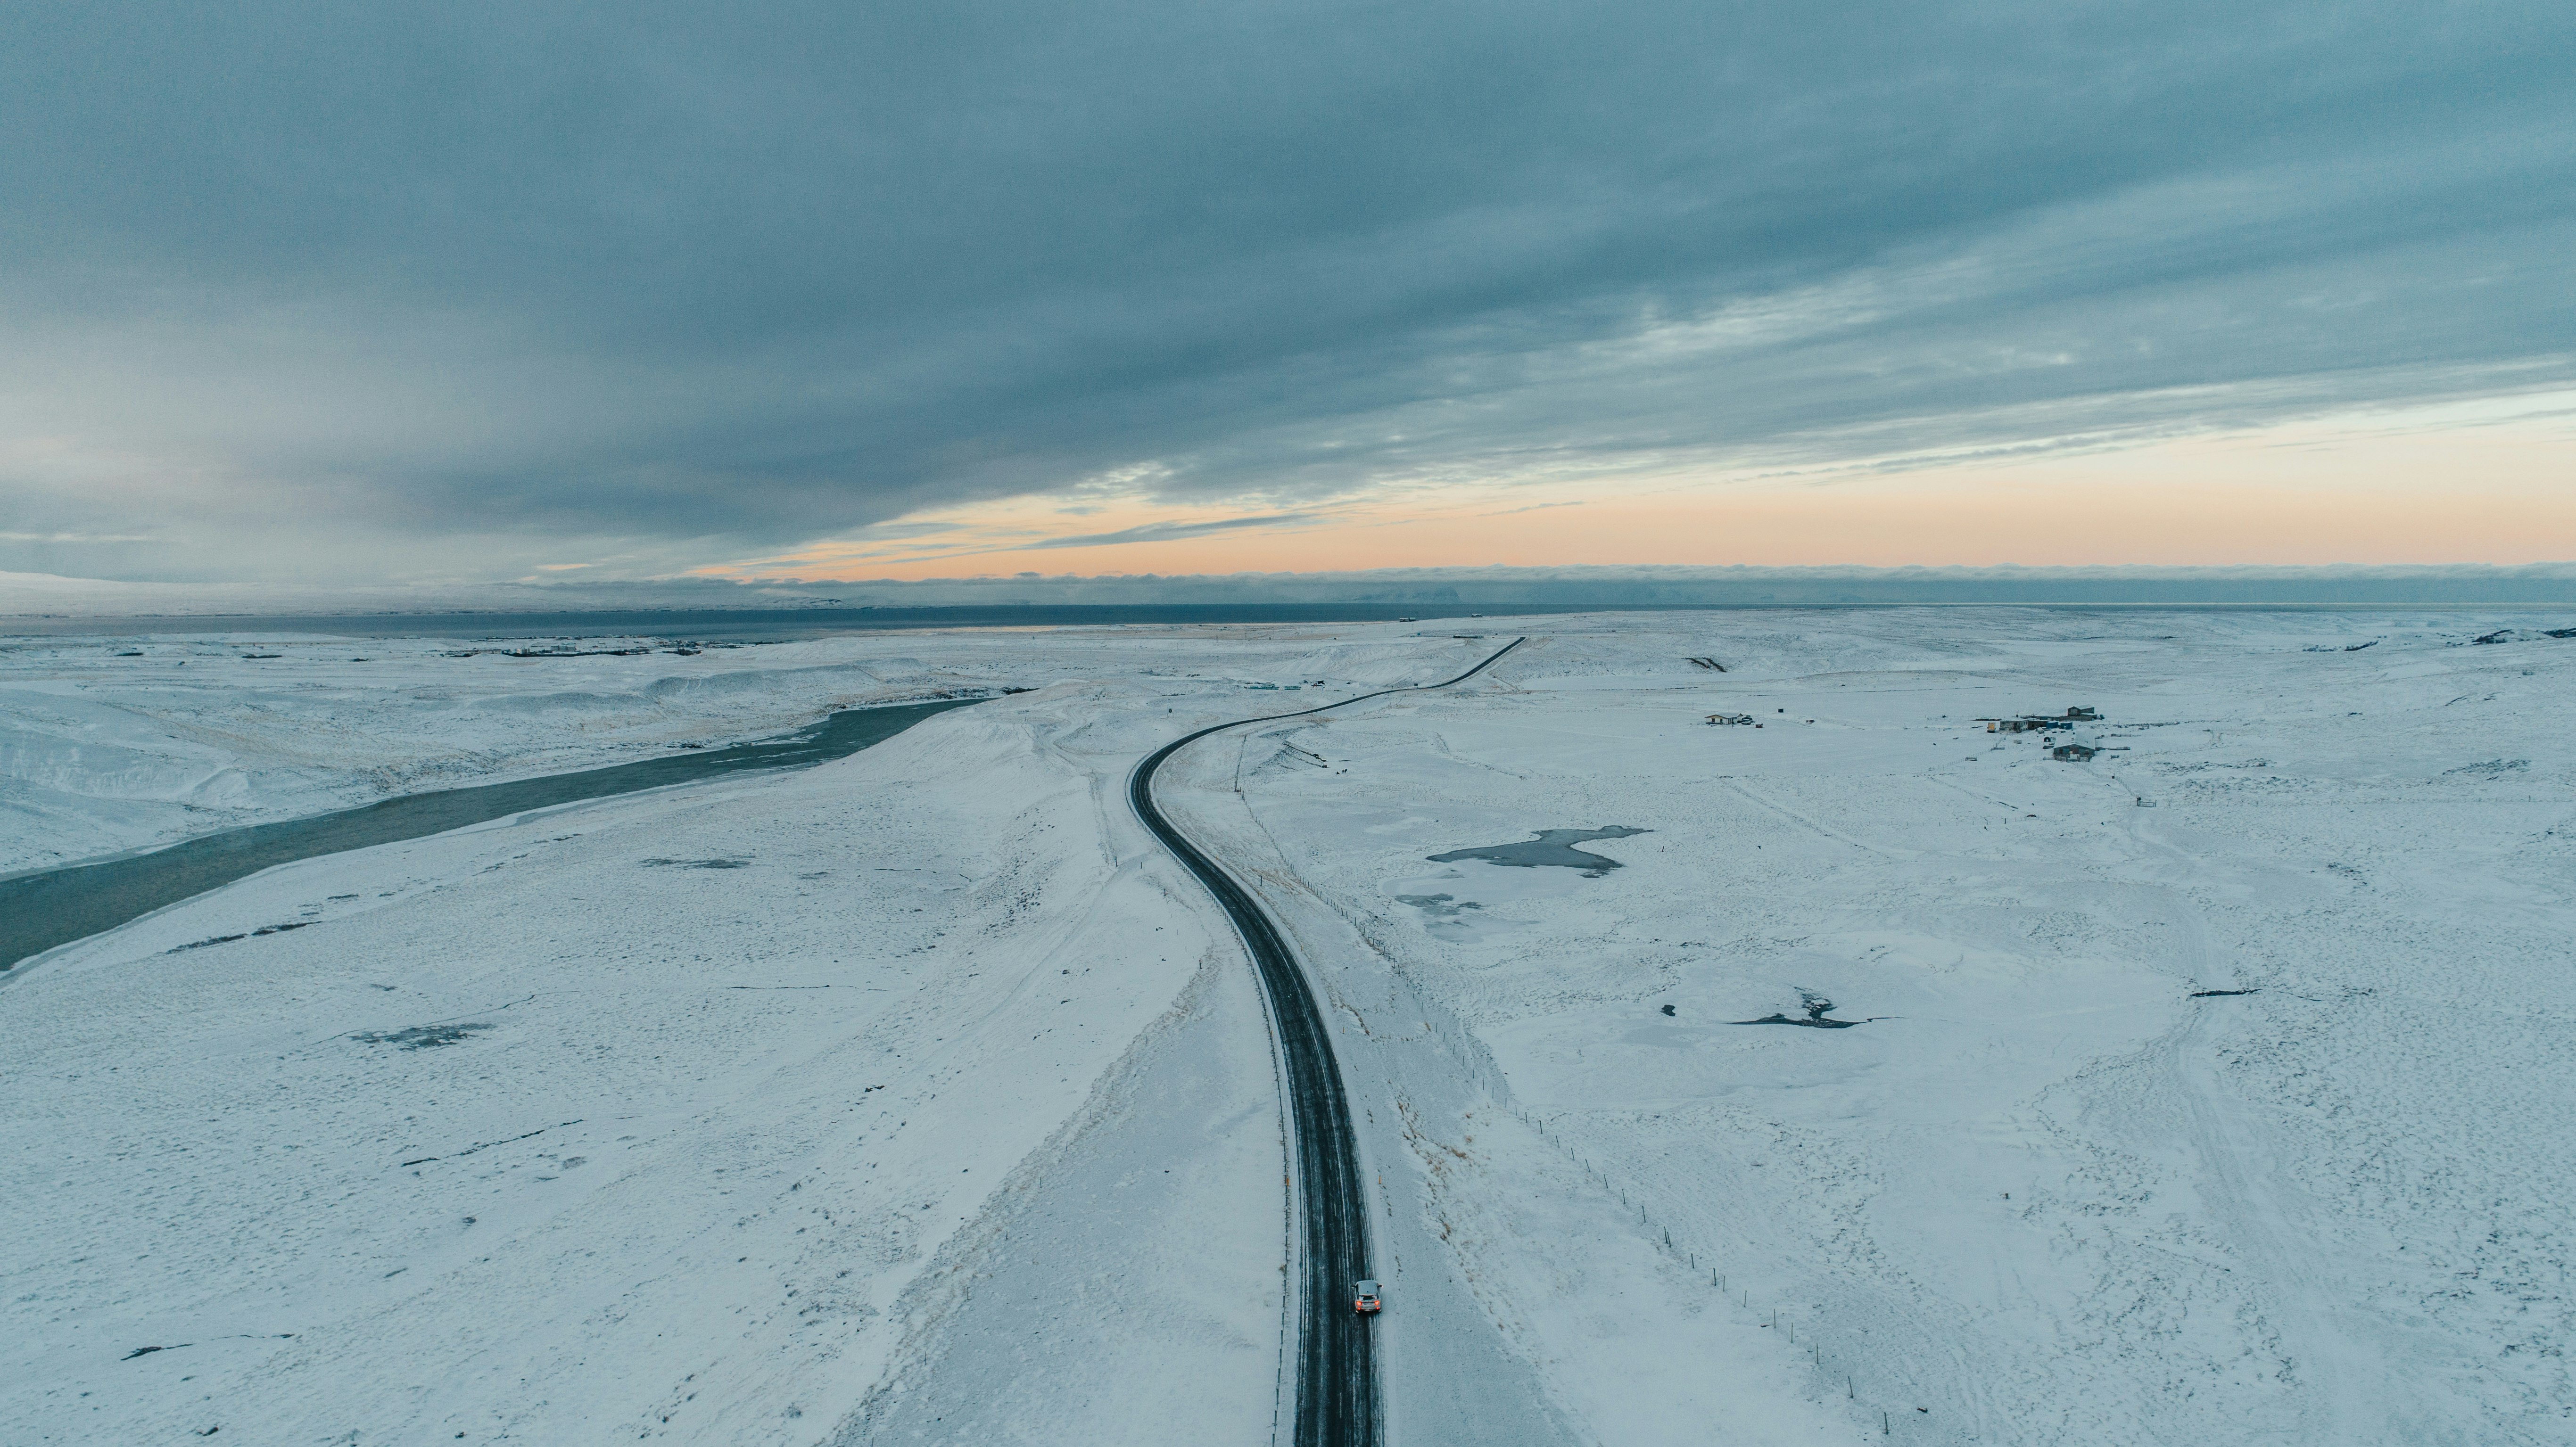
[1981, 706, 2102, 733]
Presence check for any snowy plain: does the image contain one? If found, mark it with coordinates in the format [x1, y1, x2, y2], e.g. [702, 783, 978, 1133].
[0, 627, 1137, 875]
[4, 609, 2572, 1446]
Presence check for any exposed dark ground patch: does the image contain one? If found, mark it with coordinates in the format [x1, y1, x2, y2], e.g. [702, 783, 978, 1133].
[1426, 826, 1649, 875]
[355, 1023, 493, 1049]
[167, 920, 318, 953]
[1735, 990, 1875, 1028]
[642, 857, 752, 869]
[120, 1334, 289, 1364]
[1395, 893, 1482, 919]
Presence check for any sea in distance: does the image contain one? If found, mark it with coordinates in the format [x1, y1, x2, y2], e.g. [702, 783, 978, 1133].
[0, 603, 1646, 640]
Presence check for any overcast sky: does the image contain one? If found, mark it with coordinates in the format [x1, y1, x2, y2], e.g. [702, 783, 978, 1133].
[3, 0, 2570, 584]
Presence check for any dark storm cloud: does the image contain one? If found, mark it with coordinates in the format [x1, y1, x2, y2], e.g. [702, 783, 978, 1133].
[2, 0, 2571, 573]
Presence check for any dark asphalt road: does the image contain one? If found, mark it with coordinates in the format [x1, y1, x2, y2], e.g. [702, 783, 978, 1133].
[1127, 638, 1524, 1447]
[1, 698, 980, 974]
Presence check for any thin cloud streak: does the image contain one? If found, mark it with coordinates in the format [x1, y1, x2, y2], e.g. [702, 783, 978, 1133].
[1019, 513, 1322, 550]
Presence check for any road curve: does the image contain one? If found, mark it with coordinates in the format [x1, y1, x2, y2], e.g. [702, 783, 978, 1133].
[1128, 638, 1524, 1447]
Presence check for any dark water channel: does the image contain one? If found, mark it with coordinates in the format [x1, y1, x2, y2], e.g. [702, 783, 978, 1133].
[0, 698, 979, 974]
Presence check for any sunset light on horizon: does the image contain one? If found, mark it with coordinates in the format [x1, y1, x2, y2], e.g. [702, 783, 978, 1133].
[700, 388, 2576, 584]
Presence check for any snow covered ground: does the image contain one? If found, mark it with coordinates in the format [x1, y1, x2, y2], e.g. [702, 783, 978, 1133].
[0, 624, 1468, 1446]
[0, 625, 1409, 875]
[5, 609, 2572, 1446]
[1193, 608, 2576, 1446]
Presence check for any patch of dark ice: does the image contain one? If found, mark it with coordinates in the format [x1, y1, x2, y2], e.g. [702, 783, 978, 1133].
[354, 1023, 493, 1050]
[1426, 826, 1649, 875]
[1734, 989, 1875, 1028]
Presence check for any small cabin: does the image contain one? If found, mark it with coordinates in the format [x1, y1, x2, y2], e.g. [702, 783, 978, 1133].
[1704, 712, 1755, 725]
[2053, 741, 2098, 761]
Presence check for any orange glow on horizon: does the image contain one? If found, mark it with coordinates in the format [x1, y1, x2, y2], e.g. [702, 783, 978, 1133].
[696, 392, 2576, 582]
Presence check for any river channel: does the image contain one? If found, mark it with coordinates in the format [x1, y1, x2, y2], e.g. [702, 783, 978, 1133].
[0, 697, 979, 974]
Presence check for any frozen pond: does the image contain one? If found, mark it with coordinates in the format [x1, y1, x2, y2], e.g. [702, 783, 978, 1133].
[1425, 826, 1648, 875]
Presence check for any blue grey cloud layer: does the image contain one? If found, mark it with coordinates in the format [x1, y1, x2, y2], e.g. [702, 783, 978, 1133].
[3, 0, 2570, 575]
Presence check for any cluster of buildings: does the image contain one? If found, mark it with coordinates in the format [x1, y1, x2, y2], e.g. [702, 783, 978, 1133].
[1976, 707, 2105, 760]
[1693, 699, 2114, 761]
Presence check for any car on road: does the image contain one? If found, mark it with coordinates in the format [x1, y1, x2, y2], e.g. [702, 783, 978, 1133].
[1353, 1280, 1382, 1315]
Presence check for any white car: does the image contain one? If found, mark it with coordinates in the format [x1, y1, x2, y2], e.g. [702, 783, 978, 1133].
[1353, 1280, 1382, 1315]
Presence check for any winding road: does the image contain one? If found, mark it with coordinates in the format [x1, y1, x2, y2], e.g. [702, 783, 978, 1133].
[1127, 638, 1524, 1447]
